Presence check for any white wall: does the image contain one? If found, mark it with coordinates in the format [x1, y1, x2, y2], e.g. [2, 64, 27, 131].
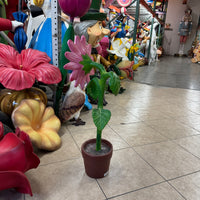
[163, 0, 200, 55]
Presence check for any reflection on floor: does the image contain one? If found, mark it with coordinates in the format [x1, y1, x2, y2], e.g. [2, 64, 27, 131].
[135, 56, 200, 90]
[1, 56, 200, 200]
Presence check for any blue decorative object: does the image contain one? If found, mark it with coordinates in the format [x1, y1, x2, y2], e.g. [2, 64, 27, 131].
[84, 94, 92, 110]
[12, 11, 28, 53]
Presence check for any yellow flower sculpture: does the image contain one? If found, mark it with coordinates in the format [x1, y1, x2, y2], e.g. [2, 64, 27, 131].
[129, 43, 139, 54]
[11, 99, 61, 151]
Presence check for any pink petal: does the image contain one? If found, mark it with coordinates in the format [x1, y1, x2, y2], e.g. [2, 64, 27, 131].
[65, 52, 83, 63]
[29, 63, 61, 84]
[21, 48, 51, 70]
[68, 39, 81, 56]
[80, 77, 86, 90]
[0, 44, 19, 67]
[69, 70, 79, 81]
[80, 35, 92, 55]
[0, 67, 35, 90]
[63, 62, 82, 70]
[74, 70, 85, 88]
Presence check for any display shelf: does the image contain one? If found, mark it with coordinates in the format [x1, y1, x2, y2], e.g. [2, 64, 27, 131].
[140, 0, 164, 24]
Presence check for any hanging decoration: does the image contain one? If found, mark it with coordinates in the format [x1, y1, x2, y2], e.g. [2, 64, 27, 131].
[117, 0, 132, 7]
[58, 0, 92, 21]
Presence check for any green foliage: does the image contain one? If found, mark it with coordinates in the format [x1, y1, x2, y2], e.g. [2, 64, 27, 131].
[107, 71, 120, 95]
[86, 78, 101, 101]
[81, 54, 121, 151]
[92, 108, 111, 131]
[81, 54, 105, 74]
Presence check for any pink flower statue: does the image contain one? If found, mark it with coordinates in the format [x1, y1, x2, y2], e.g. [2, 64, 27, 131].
[64, 35, 94, 89]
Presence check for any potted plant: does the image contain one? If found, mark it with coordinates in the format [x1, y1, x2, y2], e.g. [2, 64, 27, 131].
[64, 35, 120, 178]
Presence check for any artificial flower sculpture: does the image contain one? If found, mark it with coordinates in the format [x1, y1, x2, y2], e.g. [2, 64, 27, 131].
[59, 35, 94, 125]
[0, 122, 40, 196]
[64, 35, 94, 89]
[0, 43, 62, 90]
[12, 99, 61, 151]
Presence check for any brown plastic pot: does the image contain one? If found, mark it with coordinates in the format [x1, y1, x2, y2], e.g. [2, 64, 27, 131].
[81, 138, 113, 179]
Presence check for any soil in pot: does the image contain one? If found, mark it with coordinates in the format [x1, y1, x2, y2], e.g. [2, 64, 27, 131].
[81, 138, 113, 179]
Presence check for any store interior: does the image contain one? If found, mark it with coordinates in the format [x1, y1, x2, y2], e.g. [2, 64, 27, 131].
[1, 0, 200, 199]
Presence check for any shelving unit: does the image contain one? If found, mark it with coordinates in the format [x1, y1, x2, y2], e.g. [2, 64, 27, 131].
[109, 0, 168, 63]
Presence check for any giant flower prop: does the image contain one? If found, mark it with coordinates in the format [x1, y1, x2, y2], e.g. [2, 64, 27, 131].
[0, 43, 62, 91]
[64, 35, 94, 90]
[12, 99, 61, 151]
[0, 122, 40, 196]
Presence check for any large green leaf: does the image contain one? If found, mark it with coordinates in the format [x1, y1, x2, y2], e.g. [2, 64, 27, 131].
[92, 108, 111, 131]
[108, 71, 121, 95]
[80, 55, 94, 74]
[81, 55, 105, 74]
[86, 78, 101, 100]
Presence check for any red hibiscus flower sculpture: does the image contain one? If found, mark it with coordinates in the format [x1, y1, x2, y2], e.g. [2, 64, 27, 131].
[0, 122, 40, 196]
[0, 43, 62, 90]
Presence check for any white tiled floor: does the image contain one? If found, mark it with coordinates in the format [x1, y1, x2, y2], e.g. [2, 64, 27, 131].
[2, 78, 200, 199]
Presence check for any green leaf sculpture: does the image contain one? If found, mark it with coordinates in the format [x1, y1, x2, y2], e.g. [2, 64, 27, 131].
[80, 55, 120, 151]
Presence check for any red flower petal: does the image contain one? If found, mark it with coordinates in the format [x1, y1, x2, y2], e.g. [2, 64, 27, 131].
[0, 122, 3, 140]
[0, 171, 32, 196]
[0, 67, 35, 90]
[0, 132, 40, 172]
[15, 128, 40, 172]
[0, 44, 19, 67]
[20, 48, 51, 70]
[29, 63, 62, 84]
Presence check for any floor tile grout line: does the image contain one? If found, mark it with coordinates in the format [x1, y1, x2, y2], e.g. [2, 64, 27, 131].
[170, 140, 200, 161]
[39, 156, 81, 167]
[109, 125, 170, 186]
[166, 169, 200, 182]
[106, 180, 166, 200]
[142, 120, 200, 144]
[67, 128, 82, 153]
[131, 146, 167, 181]
[96, 179, 109, 200]
[166, 181, 187, 200]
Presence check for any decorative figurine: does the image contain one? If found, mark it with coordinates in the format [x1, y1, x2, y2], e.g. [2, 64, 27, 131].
[73, 0, 111, 69]
[0, 17, 23, 32]
[178, 8, 192, 56]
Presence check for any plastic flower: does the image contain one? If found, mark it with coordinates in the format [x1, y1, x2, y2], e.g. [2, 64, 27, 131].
[64, 35, 94, 89]
[12, 99, 61, 151]
[0, 122, 40, 196]
[0, 43, 62, 91]
[129, 43, 140, 54]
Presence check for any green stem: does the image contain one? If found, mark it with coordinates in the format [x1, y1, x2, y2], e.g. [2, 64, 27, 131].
[96, 129, 102, 151]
